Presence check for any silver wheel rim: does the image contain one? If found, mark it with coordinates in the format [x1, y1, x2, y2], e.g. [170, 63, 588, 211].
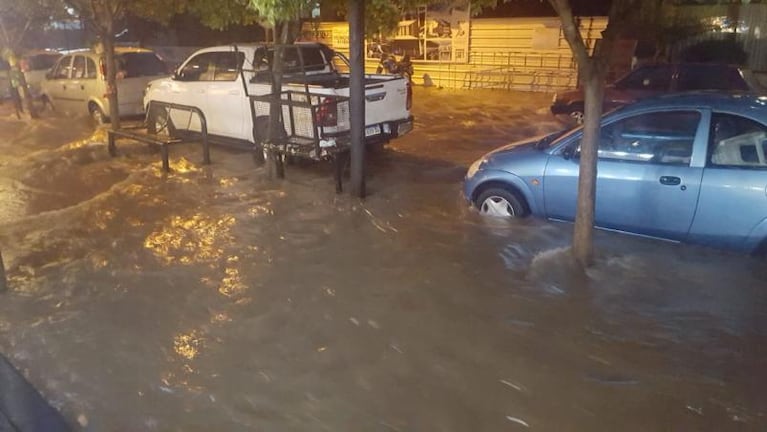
[479, 196, 515, 217]
[570, 111, 584, 124]
[91, 108, 104, 124]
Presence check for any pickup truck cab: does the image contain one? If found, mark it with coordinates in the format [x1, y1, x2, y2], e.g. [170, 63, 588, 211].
[143, 42, 413, 149]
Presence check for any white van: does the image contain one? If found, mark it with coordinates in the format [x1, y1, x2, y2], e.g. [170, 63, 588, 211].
[41, 47, 167, 123]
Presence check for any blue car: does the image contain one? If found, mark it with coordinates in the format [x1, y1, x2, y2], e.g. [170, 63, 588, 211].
[464, 92, 767, 254]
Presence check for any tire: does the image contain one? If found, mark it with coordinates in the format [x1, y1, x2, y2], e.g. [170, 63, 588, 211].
[40, 95, 53, 112]
[754, 239, 767, 257]
[147, 104, 176, 137]
[89, 104, 106, 125]
[474, 187, 528, 218]
[252, 142, 266, 165]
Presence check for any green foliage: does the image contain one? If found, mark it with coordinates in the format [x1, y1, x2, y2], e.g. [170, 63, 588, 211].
[247, 0, 315, 26]
[185, 0, 261, 30]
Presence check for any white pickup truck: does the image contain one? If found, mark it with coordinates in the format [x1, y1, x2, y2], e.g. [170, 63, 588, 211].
[142, 42, 413, 150]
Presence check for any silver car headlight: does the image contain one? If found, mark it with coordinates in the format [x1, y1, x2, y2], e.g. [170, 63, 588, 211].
[467, 158, 485, 178]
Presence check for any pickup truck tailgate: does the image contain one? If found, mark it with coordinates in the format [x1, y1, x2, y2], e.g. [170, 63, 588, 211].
[333, 75, 410, 126]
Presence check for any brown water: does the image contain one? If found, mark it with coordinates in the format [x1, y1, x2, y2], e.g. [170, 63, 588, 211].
[0, 89, 765, 431]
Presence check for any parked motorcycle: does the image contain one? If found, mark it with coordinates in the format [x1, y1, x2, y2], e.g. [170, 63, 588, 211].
[376, 54, 413, 82]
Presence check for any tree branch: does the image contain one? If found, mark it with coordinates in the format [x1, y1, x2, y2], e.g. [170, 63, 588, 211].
[548, 0, 591, 68]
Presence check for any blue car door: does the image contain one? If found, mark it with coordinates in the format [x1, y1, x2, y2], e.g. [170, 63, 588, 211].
[544, 110, 706, 240]
[688, 112, 767, 251]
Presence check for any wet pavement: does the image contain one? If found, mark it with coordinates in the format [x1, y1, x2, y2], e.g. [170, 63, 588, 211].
[0, 88, 766, 431]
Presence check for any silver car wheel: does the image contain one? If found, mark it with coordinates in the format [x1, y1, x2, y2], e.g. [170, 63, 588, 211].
[90, 106, 105, 125]
[479, 195, 516, 217]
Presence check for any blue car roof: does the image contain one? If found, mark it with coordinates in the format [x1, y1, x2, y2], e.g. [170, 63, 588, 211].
[617, 92, 767, 118]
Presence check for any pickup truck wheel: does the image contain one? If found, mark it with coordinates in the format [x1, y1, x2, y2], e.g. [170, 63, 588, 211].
[475, 188, 528, 218]
[252, 143, 266, 165]
[40, 95, 53, 112]
[147, 104, 176, 137]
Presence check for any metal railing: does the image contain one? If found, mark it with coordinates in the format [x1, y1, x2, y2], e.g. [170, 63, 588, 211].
[108, 101, 211, 172]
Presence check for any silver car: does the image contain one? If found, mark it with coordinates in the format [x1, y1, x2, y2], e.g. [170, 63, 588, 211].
[41, 47, 167, 123]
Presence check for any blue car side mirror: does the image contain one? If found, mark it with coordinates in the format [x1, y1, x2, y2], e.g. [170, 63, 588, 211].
[562, 145, 579, 160]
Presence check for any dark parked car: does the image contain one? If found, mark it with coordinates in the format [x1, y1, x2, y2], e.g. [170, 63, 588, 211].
[466, 92, 767, 254]
[551, 63, 764, 123]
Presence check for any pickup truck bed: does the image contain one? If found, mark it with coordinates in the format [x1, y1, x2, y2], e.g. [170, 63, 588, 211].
[144, 42, 413, 150]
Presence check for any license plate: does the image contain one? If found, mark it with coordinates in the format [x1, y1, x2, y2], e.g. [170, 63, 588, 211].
[365, 125, 381, 137]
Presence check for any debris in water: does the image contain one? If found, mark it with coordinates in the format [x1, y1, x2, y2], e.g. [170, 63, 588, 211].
[349, 317, 360, 326]
[500, 379, 526, 392]
[77, 414, 88, 427]
[587, 355, 611, 366]
[390, 344, 403, 354]
[367, 319, 381, 329]
[686, 405, 703, 415]
[379, 421, 404, 431]
[159, 386, 174, 394]
[506, 416, 530, 427]
[584, 374, 639, 386]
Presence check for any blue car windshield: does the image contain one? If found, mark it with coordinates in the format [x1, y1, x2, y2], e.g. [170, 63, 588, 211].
[541, 106, 625, 150]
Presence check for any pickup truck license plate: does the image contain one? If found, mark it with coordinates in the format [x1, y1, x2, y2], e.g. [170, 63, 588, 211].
[365, 125, 381, 137]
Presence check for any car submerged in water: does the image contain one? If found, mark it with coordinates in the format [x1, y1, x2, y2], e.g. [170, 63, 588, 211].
[464, 92, 767, 254]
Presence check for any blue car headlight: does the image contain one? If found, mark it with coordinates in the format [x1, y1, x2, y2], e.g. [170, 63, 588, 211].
[467, 158, 485, 178]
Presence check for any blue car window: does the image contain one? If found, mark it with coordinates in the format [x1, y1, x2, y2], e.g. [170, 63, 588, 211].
[709, 113, 767, 169]
[585, 111, 699, 165]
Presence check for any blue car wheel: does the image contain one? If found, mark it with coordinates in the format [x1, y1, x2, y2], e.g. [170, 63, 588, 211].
[475, 187, 528, 218]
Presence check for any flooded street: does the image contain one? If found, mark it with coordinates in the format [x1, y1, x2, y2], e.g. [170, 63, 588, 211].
[1, 88, 766, 431]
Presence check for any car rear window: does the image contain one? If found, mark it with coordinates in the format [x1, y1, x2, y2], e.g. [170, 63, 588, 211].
[26, 54, 60, 71]
[268, 47, 327, 73]
[117, 52, 166, 77]
[677, 65, 750, 91]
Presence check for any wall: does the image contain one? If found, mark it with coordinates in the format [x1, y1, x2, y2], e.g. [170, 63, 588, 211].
[305, 17, 608, 92]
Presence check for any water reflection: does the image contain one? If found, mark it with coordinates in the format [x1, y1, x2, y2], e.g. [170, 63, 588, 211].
[173, 331, 204, 361]
[144, 213, 235, 265]
[218, 257, 247, 298]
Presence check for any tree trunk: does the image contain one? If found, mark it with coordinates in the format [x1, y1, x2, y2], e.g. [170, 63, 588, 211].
[0, 250, 7, 293]
[571, 66, 604, 267]
[103, 30, 120, 130]
[16, 72, 38, 119]
[266, 21, 289, 179]
[348, 0, 366, 198]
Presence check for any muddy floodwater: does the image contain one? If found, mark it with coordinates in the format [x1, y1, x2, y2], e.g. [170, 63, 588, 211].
[1, 88, 766, 431]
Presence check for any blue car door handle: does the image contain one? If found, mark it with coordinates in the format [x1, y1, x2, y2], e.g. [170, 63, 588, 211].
[659, 176, 681, 186]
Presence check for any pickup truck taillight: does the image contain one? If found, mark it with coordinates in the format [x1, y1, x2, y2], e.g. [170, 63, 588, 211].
[406, 81, 412, 110]
[316, 98, 338, 127]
